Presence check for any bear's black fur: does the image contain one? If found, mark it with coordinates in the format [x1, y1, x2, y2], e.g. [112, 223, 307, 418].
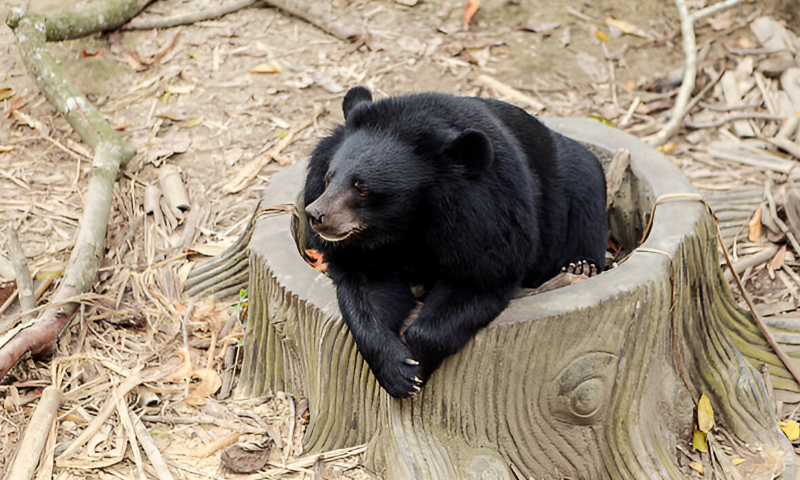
[303, 86, 607, 398]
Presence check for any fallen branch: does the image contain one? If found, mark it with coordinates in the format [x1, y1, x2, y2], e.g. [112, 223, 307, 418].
[0, 8, 138, 380]
[475, 74, 546, 111]
[5, 386, 62, 480]
[647, 0, 745, 146]
[125, 0, 258, 30]
[685, 113, 787, 129]
[7, 0, 153, 41]
[262, 0, 365, 41]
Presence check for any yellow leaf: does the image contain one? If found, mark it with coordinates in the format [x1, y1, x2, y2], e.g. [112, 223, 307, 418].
[189, 52, 201, 59]
[689, 461, 704, 474]
[692, 428, 708, 452]
[604, 17, 648, 38]
[697, 393, 714, 432]
[274, 129, 289, 139]
[0, 145, 16, 153]
[732, 458, 745, 466]
[185, 117, 204, 128]
[0, 87, 13, 102]
[657, 144, 676, 153]
[249, 63, 282, 74]
[588, 115, 615, 127]
[595, 30, 610, 41]
[36, 270, 63, 281]
[165, 83, 195, 95]
[748, 206, 762, 242]
[779, 420, 800, 440]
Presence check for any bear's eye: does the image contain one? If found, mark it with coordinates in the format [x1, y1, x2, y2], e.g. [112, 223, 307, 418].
[324, 173, 331, 188]
[354, 180, 370, 197]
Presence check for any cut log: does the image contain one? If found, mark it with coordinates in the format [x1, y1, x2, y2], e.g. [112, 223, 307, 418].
[207, 118, 798, 478]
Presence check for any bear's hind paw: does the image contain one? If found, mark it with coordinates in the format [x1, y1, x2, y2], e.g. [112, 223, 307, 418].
[560, 259, 599, 277]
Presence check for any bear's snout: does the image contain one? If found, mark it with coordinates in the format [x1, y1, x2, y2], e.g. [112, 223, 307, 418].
[305, 203, 325, 226]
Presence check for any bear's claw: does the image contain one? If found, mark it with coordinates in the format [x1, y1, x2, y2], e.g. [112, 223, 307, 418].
[561, 260, 599, 277]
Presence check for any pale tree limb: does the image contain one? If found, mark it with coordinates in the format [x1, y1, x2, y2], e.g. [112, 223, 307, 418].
[7, 0, 153, 41]
[125, 0, 259, 30]
[647, 0, 745, 146]
[0, 10, 137, 380]
[5, 386, 62, 480]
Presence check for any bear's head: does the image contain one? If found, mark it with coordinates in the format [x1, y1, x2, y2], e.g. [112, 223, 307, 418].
[305, 87, 494, 248]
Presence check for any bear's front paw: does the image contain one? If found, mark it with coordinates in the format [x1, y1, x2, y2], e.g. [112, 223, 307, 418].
[372, 343, 424, 398]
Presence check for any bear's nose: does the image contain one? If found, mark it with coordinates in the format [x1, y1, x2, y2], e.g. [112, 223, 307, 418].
[306, 206, 325, 225]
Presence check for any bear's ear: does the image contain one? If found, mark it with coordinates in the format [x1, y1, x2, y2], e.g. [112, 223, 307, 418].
[444, 130, 493, 172]
[343, 86, 373, 120]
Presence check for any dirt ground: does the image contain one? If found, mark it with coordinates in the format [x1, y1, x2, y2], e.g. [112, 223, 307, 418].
[1, 0, 799, 478]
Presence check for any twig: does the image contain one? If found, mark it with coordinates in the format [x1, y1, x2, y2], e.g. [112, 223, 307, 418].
[115, 389, 147, 480]
[698, 102, 762, 112]
[647, 0, 744, 146]
[131, 408, 176, 480]
[728, 47, 797, 56]
[619, 96, 640, 128]
[724, 244, 779, 281]
[126, 0, 258, 30]
[261, 0, 366, 41]
[5, 386, 61, 480]
[474, 74, 546, 111]
[686, 113, 787, 129]
[8, 229, 35, 320]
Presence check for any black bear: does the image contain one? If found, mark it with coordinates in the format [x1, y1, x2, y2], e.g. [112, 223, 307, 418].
[303, 86, 607, 398]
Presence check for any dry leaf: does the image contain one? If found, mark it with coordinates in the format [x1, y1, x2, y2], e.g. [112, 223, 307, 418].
[692, 427, 708, 452]
[707, 10, 734, 31]
[732, 458, 745, 466]
[657, 144, 675, 153]
[165, 83, 196, 95]
[0, 87, 13, 102]
[748, 206, 762, 242]
[4, 96, 27, 118]
[168, 347, 194, 383]
[249, 64, 282, 74]
[697, 393, 714, 432]
[595, 30, 610, 41]
[770, 244, 787, 271]
[462, 0, 480, 31]
[0, 145, 16, 153]
[604, 17, 648, 38]
[185, 368, 223, 406]
[689, 461, 704, 474]
[190, 242, 233, 257]
[779, 420, 800, 440]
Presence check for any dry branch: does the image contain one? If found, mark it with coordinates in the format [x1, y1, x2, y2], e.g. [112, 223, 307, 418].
[126, 0, 258, 30]
[5, 386, 62, 480]
[7, 0, 153, 42]
[261, 0, 366, 41]
[0, 9, 138, 380]
[648, 0, 745, 146]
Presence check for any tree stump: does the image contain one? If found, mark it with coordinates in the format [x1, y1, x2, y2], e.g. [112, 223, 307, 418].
[236, 117, 798, 479]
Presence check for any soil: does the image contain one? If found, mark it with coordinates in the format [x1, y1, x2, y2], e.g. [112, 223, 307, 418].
[0, 0, 796, 478]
